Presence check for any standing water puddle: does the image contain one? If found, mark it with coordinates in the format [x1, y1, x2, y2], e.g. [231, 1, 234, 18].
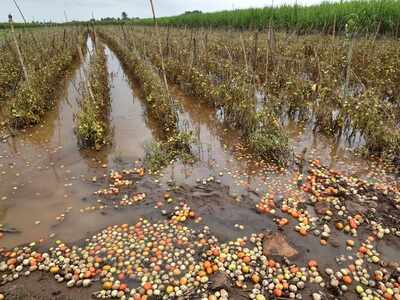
[0, 39, 398, 300]
[160, 86, 395, 197]
[104, 45, 154, 163]
[0, 38, 396, 251]
[0, 39, 156, 248]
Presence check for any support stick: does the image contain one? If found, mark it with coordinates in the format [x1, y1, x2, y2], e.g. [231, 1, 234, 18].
[8, 15, 29, 84]
[149, 0, 169, 95]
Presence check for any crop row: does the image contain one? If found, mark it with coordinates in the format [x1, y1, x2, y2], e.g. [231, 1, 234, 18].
[0, 42, 22, 102]
[122, 26, 290, 165]
[1, 28, 86, 128]
[76, 36, 110, 149]
[132, 25, 400, 158]
[99, 30, 177, 136]
[98, 29, 193, 169]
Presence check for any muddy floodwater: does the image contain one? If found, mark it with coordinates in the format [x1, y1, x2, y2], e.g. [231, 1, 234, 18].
[162, 86, 395, 194]
[0, 39, 396, 248]
[0, 39, 158, 248]
[0, 38, 399, 300]
[105, 45, 154, 161]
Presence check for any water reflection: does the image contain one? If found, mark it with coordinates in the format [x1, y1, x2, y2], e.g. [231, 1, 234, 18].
[0, 39, 157, 248]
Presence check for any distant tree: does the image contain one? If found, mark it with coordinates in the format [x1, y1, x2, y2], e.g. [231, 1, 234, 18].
[121, 11, 128, 20]
[183, 10, 202, 15]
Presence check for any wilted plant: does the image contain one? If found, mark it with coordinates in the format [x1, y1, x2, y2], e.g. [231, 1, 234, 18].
[99, 30, 178, 137]
[127, 26, 291, 165]
[76, 39, 110, 149]
[99, 28, 193, 167]
[144, 131, 194, 171]
[8, 28, 85, 128]
[99, 25, 399, 163]
[0, 42, 22, 101]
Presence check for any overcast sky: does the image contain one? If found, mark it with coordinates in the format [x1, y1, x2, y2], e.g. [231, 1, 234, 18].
[1, 0, 323, 23]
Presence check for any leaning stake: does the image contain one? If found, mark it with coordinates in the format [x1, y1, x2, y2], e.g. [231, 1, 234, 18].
[8, 14, 29, 84]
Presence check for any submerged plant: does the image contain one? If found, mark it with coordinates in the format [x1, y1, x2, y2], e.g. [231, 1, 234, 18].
[99, 25, 399, 163]
[99, 29, 194, 165]
[144, 131, 194, 171]
[248, 109, 291, 166]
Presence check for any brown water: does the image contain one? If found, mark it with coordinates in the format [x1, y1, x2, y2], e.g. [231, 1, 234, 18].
[159, 86, 395, 199]
[105, 45, 154, 162]
[0, 39, 157, 248]
[0, 38, 396, 250]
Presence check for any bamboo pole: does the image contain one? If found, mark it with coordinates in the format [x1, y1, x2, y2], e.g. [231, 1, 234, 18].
[332, 14, 336, 42]
[77, 45, 95, 101]
[166, 26, 170, 57]
[264, 35, 270, 85]
[240, 33, 248, 72]
[8, 15, 29, 84]
[12, 0, 42, 53]
[192, 37, 197, 65]
[149, 0, 169, 95]
[253, 30, 259, 72]
[343, 38, 354, 99]
[372, 20, 381, 46]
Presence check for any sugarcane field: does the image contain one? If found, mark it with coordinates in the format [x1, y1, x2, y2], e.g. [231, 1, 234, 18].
[0, 0, 399, 299]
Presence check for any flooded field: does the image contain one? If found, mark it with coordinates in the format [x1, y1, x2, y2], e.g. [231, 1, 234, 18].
[0, 38, 158, 247]
[0, 29, 399, 300]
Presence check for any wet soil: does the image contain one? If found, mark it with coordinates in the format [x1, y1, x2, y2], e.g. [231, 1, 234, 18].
[1, 272, 94, 300]
[2, 167, 397, 299]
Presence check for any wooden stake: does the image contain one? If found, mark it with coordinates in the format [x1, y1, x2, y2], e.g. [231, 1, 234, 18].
[9, 16, 29, 84]
[12, 0, 42, 53]
[77, 45, 95, 101]
[62, 28, 66, 50]
[166, 26, 170, 57]
[253, 30, 259, 72]
[314, 49, 321, 82]
[372, 20, 381, 46]
[120, 23, 129, 48]
[332, 14, 336, 42]
[149, 0, 169, 95]
[204, 32, 208, 62]
[193, 37, 197, 65]
[240, 33, 248, 72]
[268, 19, 275, 53]
[264, 35, 270, 85]
[344, 38, 354, 99]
